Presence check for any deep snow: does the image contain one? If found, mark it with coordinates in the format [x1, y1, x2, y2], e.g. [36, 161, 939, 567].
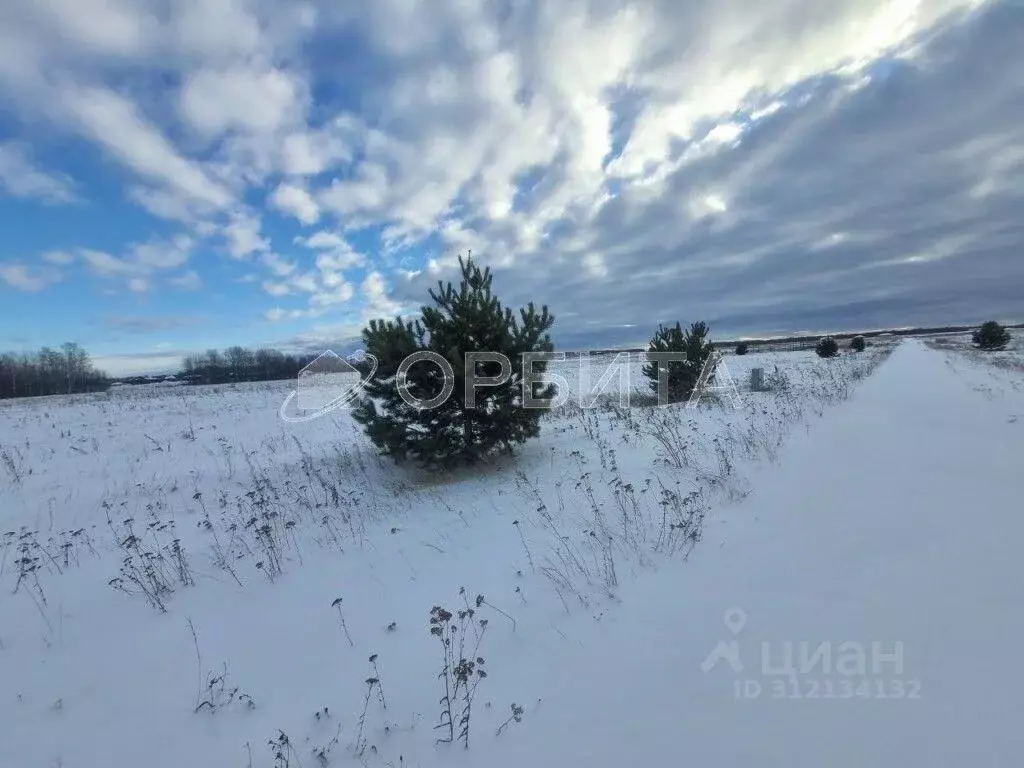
[486, 340, 1024, 767]
[1, 341, 1021, 767]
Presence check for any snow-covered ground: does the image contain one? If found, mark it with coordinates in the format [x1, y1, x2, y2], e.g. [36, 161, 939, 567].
[2, 340, 1021, 767]
[926, 330, 1024, 377]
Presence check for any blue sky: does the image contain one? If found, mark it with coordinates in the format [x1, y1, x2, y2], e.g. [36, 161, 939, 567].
[1, 0, 1021, 375]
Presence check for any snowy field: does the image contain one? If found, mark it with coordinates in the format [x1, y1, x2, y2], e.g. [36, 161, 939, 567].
[925, 329, 1024, 375]
[2, 340, 1022, 767]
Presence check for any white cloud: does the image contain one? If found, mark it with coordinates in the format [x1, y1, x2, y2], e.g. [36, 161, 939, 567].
[296, 230, 347, 250]
[131, 235, 193, 270]
[78, 235, 197, 296]
[0, 263, 62, 291]
[169, 270, 202, 290]
[261, 252, 297, 277]
[320, 270, 346, 288]
[60, 86, 233, 215]
[280, 128, 352, 176]
[316, 252, 363, 272]
[81, 249, 135, 276]
[361, 271, 403, 319]
[29, 0, 155, 59]
[265, 306, 320, 323]
[1, 0, 1019, 341]
[223, 212, 270, 258]
[811, 233, 851, 251]
[0, 143, 77, 203]
[170, 0, 263, 61]
[290, 271, 319, 293]
[180, 64, 301, 137]
[605, 1, 973, 181]
[263, 280, 292, 297]
[269, 182, 320, 224]
[262, 259, 360, 309]
[81, 235, 193, 277]
[295, 231, 366, 272]
[582, 253, 608, 279]
[42, 250, 75, 266]
[127, 186, 202, 224]
[318, 162, 391, 222]
[310, 280, 355, 307]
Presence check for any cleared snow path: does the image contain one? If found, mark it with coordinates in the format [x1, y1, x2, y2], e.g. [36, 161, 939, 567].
[476, 340, 1024, 768]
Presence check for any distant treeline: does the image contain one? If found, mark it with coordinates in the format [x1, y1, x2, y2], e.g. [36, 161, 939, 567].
[180, 347, 320, 385]
[0, 343, 109, 399]
[573, 322, 1024, 357]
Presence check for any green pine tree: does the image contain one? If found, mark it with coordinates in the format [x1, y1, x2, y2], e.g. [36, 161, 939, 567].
[815, 336, 840, 358]
[352, 254, 555, 468]
[641, 321, 714, 403]
[972, 321, 1011, 350]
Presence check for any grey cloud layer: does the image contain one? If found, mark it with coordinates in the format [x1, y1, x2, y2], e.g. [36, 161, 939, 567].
[0, 0, 1019, 349]
[390, 1, 1024, 347]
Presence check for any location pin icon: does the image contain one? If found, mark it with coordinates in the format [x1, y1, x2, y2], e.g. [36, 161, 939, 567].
[723, 607, 747, 635]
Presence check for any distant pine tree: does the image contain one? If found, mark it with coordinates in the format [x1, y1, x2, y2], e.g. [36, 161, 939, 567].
[849, 335, 866, 352]
[735, 342, 750, 355]
[972, 321, 1011, 351]
[352, 254, 555, 468]
[815, 336, 840, 358]
[641, 321, 714, 403]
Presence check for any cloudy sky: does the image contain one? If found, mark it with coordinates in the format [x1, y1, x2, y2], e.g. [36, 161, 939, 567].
[0, 0, 1020, 374]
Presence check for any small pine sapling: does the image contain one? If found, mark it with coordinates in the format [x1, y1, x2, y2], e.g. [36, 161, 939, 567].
[815, 336, 840, 358]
